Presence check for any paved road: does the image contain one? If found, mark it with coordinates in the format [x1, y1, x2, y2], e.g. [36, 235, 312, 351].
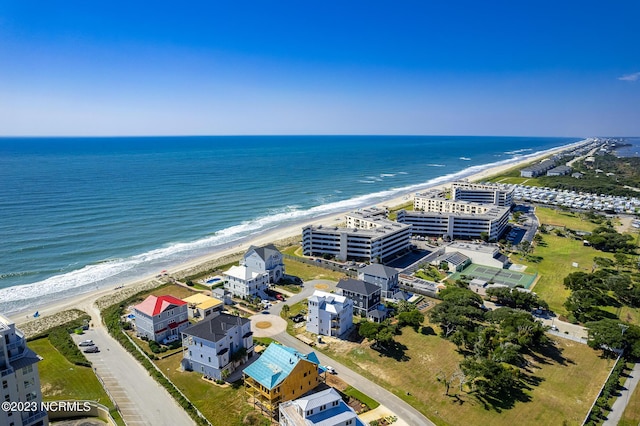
[75, 303, 194, 426]
[272, 280, 435, 426]
[603, 362, 640, 426]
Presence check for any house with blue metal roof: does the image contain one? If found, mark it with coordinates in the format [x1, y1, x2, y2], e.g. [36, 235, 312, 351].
[279, 387, 367, 426]
[244, 343, 322, 419]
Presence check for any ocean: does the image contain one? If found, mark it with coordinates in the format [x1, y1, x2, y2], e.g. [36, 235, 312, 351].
[0, 136, 581, 314]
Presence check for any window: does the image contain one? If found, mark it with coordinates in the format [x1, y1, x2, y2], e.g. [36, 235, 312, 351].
[26, 391, 37, 402]
[2, 380, 6, 389]
[24, 378, 34, 388]
[22, 364, 33, 375]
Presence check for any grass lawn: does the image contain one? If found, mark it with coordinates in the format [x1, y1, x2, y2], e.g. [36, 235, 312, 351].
[282, 245, 303, 257]
[520, 233, 613, 315]
[321, 321, 611, 426]
[535, 206, 600, 233]
[387, 201, 413, 220]
[619, 369, 640, 426]
[154, 355, 268, 426]
[30, 338, 113, 406]
[148, 283, 200, 299]
[283, 258, 346, 282]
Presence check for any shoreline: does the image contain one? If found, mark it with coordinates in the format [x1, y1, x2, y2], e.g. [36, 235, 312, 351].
[8, 139, 586, 328]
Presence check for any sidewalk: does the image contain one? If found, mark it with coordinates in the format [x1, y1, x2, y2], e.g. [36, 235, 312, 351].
[603, 362, 640, 426]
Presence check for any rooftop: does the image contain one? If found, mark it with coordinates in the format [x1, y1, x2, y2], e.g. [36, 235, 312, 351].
[182, 313, 250, 342]
[134, 295, 187, 317]
[337, 278, 380, 296]
[243, 343, 320, 390]
[359, 263, 399, 279]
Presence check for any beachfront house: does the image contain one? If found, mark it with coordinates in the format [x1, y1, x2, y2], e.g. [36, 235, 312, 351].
[336, 278, 381, 317]
[0, 315, 49, 426]
[279, 387, 366, 426]
[181, 312, 253, 381]
[244, 343, 321, 419]
[358, 263, 400, 299]
[133, 295, 189, 343]
[242, 244, 285, 283]
[223, 264, 269, 300]
[306, 290, 353, 337]
[182, 293, 224, 319]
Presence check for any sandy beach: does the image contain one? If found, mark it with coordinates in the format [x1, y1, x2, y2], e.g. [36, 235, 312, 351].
[9, 140, 584, 333]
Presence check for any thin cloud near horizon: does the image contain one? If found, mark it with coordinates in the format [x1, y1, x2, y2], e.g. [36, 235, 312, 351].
[618, 72, 640, 81]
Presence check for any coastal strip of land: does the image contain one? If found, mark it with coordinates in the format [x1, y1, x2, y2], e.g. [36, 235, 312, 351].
[9, 140, 585, 332]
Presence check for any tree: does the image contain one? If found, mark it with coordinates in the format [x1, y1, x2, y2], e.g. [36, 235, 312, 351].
[397, 309, 424, 330]
[586, 319, 640, 357]
[281, 304, 290, 318]
[358, 321, 396, 349]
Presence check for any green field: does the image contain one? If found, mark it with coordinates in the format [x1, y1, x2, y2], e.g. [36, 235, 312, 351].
[534, 207, 600, 233]
[154, 355, 267, 426]
[29, 338, 114, 406]
[322, 321, 611, 426]
[283, 258, 346, 282]
[520, 233, 610, 315]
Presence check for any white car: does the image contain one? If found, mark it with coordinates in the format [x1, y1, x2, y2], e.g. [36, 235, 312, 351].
[78, 340, 94, 347]
[325, 366, 336, 374]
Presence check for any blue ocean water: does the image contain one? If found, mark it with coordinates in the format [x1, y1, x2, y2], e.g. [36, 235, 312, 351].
[0, 136, 580, 313]
[613, 137, 640, 157]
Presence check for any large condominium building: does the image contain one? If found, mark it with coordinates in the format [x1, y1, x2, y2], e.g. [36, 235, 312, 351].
[302, 207, 412, 262]
[1, 315, 48, 426]
[451, 182, 514, 207]
[398, 191, 509, 241]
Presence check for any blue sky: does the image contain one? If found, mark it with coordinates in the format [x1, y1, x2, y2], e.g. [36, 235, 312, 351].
[0, 1, 638, 136]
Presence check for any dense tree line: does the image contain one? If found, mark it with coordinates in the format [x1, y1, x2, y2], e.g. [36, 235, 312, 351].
[486, 287, 549, 311]
[563, 269, 640, 323]
[585, 225, 636, 253]
[428, 287, 548, 400]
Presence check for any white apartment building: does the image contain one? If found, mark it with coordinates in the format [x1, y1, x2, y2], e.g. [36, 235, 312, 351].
[451, 182, 514, 207]
[306, 291, 353, 337]
[399, 191, 509, 241]
[302, 208, 412, 262]
[0, 315, 48, 426]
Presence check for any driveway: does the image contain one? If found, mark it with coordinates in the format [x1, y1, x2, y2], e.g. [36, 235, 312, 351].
[73, 303, 194, 425]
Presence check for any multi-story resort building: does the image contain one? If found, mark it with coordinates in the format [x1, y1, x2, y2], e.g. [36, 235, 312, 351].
[181, 312, 253, 381]
[0, 315, 48, 426]
[306, 291, 353, 337]
[398, 190, 509, 241]
[451, 182, 514, 207]
[244, 343, 321, 419]
[279, 388, 366, 426]
[133, 295, 190, 343]
[302, 207, 412, 262]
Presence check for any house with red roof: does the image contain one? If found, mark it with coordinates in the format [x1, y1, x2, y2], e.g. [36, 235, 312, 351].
[133, 295, 189, 343]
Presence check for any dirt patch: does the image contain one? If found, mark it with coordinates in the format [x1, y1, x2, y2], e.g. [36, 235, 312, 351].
[325, 374, 348, 391]
[255, 321, 272, 329]
[314, 283, 329, 290]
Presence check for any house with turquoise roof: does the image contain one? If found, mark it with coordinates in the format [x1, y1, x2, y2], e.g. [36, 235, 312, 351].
[243, 343, 322, 418]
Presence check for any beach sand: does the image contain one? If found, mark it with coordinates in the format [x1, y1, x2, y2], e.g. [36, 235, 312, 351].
[9, 141, 581, 333]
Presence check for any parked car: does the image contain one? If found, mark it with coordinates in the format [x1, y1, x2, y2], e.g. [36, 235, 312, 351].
[83, 346, 100, 353]
[325, 366, 336, 374]
[276, 294, 284, 301]
[78, 340, 94, 347]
